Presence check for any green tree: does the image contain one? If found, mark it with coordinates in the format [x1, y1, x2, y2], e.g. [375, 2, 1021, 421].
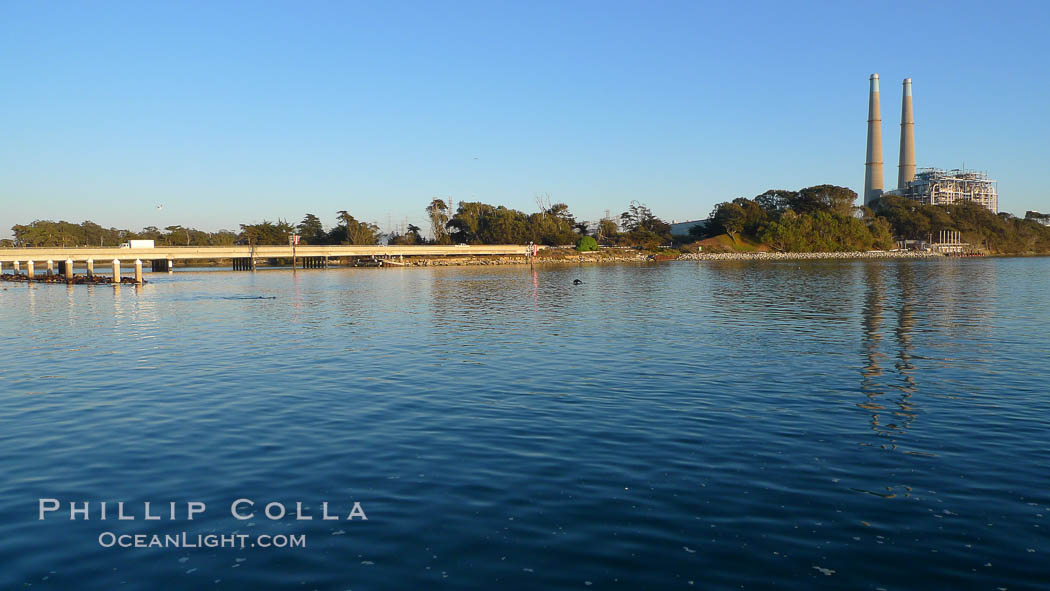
[297, 214, 326, 245]
[483, 206, 530, 244]
[619, 201, 654, 232]
[754, 189, 796, 218]
[788, 185, 857, 216]
[407, 224, 422, 243]
[597, 217, 619, 244]
[875, 195, 930, 240]
[447, 202, 493, 244]
[529, 203, 577, 245]
[731, 197, 771, 235]
[711, 202, 747, 243]
[868, 216, 896, 250]
[387, 224, 424, 245]
[335, 211, 381, 245]
[165, 225, 191, 246]
[618, 201, 671, 247]
[426, 199, 450, 244]
[239, 220, 294, 245]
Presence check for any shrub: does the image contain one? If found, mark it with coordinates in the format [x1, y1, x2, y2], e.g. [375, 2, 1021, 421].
[575, 236, 598, 252]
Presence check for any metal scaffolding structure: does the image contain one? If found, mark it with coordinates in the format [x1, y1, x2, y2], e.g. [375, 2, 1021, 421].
[898, 168, 998, 212]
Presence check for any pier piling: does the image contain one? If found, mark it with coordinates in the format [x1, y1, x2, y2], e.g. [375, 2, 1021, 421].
[134, 260, 143, 284]
[13, 261, 19, 274]
[112, 259, 120, 283]
[27, 261, 34, 279]
[86, 259, 94, 278]
[65, 258, 74, 281]
[46, 259, 54, 276]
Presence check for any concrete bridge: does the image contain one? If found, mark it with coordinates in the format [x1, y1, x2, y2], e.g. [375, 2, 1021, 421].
[0, 244, 535, 283]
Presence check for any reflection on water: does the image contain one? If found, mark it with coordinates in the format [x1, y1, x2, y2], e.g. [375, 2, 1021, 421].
[891, 264, 918, 440]
[0, 259, 1048, 590]
[860, 263, 886, 388]
[859, 263, 919, 452]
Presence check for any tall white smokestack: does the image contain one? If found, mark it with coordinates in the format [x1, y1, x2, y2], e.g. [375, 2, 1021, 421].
[897, 78, 915, 190]
[864, 73, 884, 205]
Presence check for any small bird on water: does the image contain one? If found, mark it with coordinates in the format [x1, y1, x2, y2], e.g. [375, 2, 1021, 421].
[573, 279, 583, 285]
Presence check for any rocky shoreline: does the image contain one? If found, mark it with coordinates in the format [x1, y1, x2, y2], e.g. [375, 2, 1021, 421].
[678, 250, 940, 261]
[404, 251, 653, 266]
[364, 249, 944, 266]
[410, 250, 942, 265]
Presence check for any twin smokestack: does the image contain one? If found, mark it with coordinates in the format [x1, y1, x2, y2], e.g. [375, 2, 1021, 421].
[863, 74, 915, 205]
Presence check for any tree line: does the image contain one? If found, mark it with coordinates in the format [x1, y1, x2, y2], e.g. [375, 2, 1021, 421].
[5, 200, 673, 248]
[6, 220, 240, 248]
[13, 190, 1041, 253]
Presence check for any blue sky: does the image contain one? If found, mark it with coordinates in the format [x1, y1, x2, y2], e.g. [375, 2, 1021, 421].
[2, 0, 1048, 237]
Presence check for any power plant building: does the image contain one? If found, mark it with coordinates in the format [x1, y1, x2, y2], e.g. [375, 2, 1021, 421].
[864, 74, 999, 213]
[896, 168, 998, 212]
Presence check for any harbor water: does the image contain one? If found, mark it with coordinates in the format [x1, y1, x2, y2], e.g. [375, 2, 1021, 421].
[0, 258, 1047, 589]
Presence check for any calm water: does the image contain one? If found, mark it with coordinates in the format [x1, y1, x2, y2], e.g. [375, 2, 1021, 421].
[1, 259, 1048, 590]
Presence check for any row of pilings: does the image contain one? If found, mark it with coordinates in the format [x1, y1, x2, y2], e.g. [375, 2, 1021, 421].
[3, 254, 420, 283]
[0, 258, 147, 284]
[231, 256, 329, 270]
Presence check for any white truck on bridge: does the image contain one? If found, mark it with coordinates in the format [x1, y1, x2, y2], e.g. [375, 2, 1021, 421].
[119, 240, 155, 249]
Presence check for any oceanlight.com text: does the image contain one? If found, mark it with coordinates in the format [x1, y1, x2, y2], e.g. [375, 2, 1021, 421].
[97, 531, 307, 549]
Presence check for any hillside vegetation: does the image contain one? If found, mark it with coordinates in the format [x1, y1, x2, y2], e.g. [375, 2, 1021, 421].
[695, 185, 895, 252]
[876, 195, 1050, 254]
[695, 185, 1050, 255]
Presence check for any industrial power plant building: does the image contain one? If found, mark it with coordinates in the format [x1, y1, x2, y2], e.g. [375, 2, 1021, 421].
[863, 74, 999, 212]
[899, 168, 998, 211]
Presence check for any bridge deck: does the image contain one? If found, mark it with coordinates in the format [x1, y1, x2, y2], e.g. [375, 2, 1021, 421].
[0, 245, 532, 263]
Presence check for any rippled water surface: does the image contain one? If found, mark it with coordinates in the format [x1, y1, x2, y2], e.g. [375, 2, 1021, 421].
[1, 258, 1048, 589]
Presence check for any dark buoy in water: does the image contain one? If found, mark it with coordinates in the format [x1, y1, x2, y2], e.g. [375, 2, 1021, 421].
[573, 279, 583, 285]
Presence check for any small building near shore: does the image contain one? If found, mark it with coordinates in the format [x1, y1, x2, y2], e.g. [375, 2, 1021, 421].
[1026, 211, 1050, 226]
[669, 219, 709, 239]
